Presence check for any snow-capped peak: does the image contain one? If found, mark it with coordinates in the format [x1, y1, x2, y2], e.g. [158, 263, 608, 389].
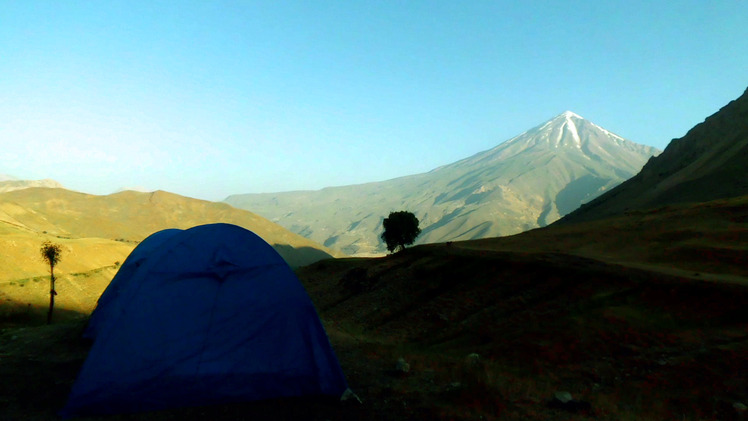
[564, 116, 582, 148]
[561, 110, 583, 120]
[548, 111, 583, 149]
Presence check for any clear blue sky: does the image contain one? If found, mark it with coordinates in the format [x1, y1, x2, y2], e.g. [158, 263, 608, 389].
[1, 1, 746, 201]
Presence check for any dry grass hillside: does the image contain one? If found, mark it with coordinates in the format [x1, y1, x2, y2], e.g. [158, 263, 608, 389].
[0, 187, 339, 265]
[293, 195, 748, 420]
[1, 188, 334, 247]
[0, 233, 131, 322]
[1, 195, 746, 420]
[0, 179, 63, 193]
[0, 187, 339, 322]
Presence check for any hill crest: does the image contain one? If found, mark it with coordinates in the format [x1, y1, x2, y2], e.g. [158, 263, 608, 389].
[0, 187, 338, 269]
[0, 178, 63, 193]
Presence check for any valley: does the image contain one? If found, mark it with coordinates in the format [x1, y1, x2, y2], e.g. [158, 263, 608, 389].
[0, 87, 746, 420]
[3, 2, 746, 419]
[1, 194, 746, 420]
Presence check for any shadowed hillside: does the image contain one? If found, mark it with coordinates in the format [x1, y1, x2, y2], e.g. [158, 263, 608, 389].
[295, 87, 748, 417]
[469, 195, 748, 281]
[4, 194, 746, 420]
[294, 193, 748, 420]
[562, 86, 748, 224]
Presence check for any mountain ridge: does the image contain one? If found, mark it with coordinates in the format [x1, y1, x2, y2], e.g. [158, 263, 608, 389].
[561, 86, 748, 224]
[0, 178, 63, 193]
[226, 112, 659, 255]
[0, 187, 339, 269]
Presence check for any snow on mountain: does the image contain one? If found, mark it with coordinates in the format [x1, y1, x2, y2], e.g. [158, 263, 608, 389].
[226, 112, 660, 256]
[562, 86, 748, 224]
[113, 186, 153, 194]
[0, 178, 64, 193]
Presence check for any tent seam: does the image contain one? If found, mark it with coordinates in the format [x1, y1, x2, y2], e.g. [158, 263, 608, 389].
[194, 278, 223, 377]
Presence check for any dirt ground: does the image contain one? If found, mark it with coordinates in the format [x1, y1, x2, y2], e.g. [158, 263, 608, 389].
[2, 244, 747, 420]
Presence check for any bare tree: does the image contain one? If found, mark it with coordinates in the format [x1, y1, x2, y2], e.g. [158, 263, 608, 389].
[40, 241, 63, 325]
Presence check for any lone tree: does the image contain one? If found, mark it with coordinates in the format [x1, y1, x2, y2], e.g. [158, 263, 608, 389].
[381, 211, 421, 253]
[40, 241, 63, 325]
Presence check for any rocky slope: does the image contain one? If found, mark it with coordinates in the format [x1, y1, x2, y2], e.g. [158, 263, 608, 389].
[561, 86, 748, 224]
[226, 112, 659, 255]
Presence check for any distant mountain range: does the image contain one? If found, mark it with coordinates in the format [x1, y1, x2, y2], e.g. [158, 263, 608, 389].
[0, 178, 63, 193]
[225, 112, 660, 255]
[561, 86, 748, 224]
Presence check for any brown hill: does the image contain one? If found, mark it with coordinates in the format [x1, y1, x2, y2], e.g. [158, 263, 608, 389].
[562, 86, 748, 224]
[0, 188, 338, 266]
[0, 188, 339, 319]
[2, 195, 747, 420]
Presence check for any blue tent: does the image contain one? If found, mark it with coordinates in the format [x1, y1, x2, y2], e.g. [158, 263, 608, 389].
[61, 223, 347, 417]
[82, 228, 181, 340]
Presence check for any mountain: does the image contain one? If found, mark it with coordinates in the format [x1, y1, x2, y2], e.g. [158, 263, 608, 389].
[0, 178, 63, 193]
[112, 186, 152, 194]
[225, 112, 660, 255]
[0, 188, 339, 270]
[561, 87, 748, 224]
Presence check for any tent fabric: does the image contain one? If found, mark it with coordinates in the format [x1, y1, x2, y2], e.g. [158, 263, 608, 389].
[61, 223, 347, 417]
[83, 228, 181, 340]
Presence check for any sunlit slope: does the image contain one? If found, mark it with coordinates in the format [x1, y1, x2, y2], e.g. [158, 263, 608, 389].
[0, 198, 134, 285]
[0, 228, 133, 284]
[0, 187, 341, 315]
[0, 188, 340, 267]
[227, 112, 658, 256]
[0, 221, 132, 316]
[562, 86, 748, 224]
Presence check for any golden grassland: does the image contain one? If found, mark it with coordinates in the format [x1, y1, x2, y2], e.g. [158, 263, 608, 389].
[0, 187, 341, 269]
[0, 195, 746, 420]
